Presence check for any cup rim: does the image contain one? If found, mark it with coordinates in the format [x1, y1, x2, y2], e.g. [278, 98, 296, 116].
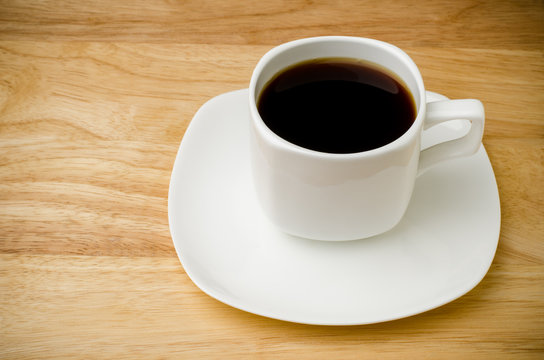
[248, 36, 427, 159]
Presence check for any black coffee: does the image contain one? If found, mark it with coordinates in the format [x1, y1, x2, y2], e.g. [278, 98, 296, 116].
[257, 58, 417, 154]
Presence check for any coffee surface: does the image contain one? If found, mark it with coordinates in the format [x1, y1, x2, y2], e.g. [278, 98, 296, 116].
[257, 58, 417, 154]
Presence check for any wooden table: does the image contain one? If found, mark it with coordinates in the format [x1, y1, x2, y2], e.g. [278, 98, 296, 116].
[1, 0, 543, 358]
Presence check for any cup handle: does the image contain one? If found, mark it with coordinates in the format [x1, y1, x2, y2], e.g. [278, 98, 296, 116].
[418, 98, 485, 175]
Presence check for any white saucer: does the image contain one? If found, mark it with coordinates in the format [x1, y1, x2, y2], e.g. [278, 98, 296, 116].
[168, 89, 500, 325]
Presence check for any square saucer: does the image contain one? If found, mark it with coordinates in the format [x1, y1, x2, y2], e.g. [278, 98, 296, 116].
[168, 89, 500, 325]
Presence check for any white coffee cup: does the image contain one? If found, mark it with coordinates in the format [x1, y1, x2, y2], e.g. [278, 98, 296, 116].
[249, 36, 484, 241]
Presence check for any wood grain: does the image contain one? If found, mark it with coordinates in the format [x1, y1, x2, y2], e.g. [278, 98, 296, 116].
[1, 0, 543, 358]
[0, 0, 543, 49]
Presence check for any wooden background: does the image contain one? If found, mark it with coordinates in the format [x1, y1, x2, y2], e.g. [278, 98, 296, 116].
[1, 0, 543, 358]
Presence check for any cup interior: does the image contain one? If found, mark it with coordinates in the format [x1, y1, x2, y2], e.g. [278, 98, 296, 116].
[252, 37, 424, 112]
